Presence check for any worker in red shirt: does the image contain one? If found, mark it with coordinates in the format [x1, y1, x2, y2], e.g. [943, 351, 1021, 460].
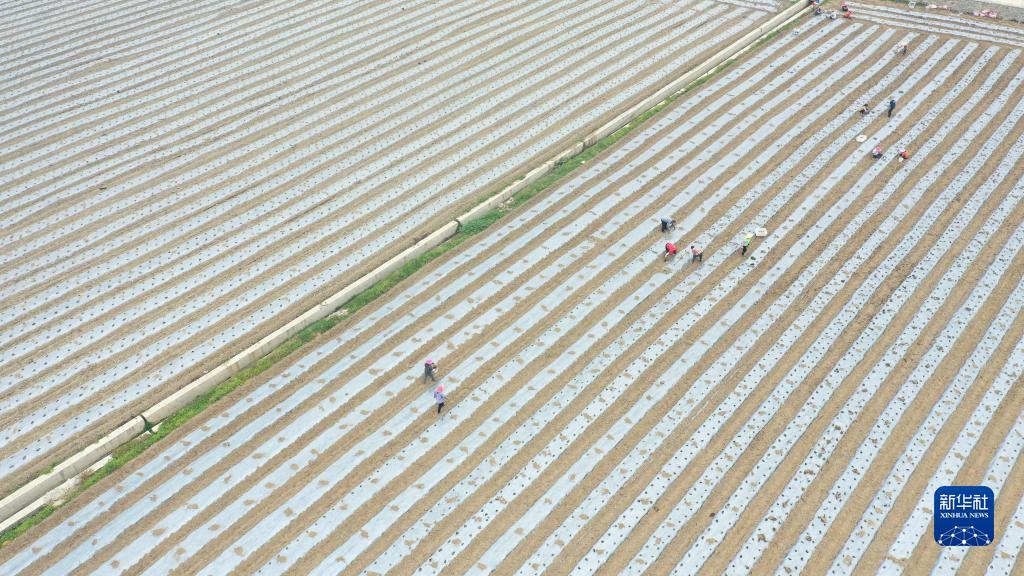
[664, 242, 678, 261]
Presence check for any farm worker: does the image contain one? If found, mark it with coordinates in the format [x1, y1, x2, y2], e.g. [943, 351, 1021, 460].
[814, 5, 823, 15]
[888, 97, 896, 118]
[690, 245, 704, 263]
[898, 42, 908, 55]
[434, 384, 446, 415]
[661, 218, 676, 232]
[843, 9, 853, 18]
[899, 148, 909, 160]
[742, 233, 753, 256]
[664, 242, 678, 261]
[423, 359, 438, 382]
[871, 145, 883, 159]
[859, 103, 870, 116]
[840, 0, 848, 10]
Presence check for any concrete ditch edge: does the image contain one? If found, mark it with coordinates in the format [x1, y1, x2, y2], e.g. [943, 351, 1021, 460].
[0, 1, 810, 531]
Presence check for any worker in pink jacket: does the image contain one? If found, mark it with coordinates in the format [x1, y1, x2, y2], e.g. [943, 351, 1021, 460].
[434, 384, 446, 415]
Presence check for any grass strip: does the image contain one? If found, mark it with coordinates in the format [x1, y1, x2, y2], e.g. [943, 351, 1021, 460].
[0, 11, 806, 548]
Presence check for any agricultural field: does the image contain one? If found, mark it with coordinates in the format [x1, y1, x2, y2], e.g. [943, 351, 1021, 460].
[0, 0, 776, 494]
[3, 2, 1023, 574]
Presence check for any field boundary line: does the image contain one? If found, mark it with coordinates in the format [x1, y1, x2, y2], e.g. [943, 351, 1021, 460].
[0, 0, 809, 539]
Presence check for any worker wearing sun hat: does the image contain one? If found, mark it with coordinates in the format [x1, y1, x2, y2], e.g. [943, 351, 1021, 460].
[423, 359, 438, 382]
[434, 384, 446, 415]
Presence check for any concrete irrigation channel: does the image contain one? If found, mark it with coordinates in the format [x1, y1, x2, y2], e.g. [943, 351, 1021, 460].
[3, 2, 1024, 573]
[0, 0, 785, 502]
